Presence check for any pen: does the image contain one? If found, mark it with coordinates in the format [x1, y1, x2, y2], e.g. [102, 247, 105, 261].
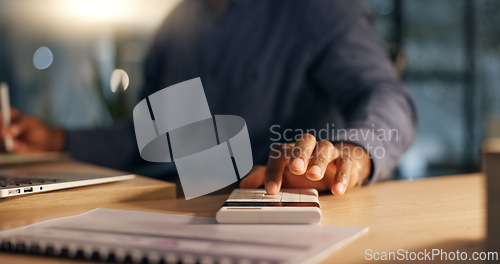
[0, 82, 13, 152]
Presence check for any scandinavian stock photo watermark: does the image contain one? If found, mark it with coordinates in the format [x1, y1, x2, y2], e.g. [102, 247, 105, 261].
[268, 123, 399, 160]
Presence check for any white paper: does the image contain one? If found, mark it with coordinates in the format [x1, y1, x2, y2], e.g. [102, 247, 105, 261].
[0, 208, 367, 264]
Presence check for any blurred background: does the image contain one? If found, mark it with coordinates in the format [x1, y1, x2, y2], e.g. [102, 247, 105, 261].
[0, 0, 499, 179]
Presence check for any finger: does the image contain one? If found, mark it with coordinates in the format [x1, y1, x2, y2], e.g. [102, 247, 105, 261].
[9, 108, 21, 121]
[0, 108, 21, 126]
[306, 141, 339, 181]
[8, 115, 34, 138]
[11, 139, 34, 153]
[288, 133, 317, 175]
[347, 163, 361, 190]
[240, 166, 266, 188]
[265, 143, 292, 194]
[1, 127, 9, 139]
[0, 109, 21, 152]
[331, 156, 353, 195]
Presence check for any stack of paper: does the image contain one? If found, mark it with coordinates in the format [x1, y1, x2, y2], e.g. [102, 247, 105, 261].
[0, 208, 367, 263]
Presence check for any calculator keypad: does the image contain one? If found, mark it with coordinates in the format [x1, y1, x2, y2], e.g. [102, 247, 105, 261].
[227, 189, 319, 203]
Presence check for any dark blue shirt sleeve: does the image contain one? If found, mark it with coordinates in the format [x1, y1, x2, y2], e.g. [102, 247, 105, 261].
[64, 121, 141, 170]
[308, 0, 417, 183]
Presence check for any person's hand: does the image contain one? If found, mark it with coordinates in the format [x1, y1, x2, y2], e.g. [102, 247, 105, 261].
[0, 108, 65, 153]
[240, 133, 372, 195]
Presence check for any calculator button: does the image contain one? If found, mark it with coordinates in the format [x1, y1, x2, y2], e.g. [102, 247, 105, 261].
[237, 189, 266, 194]
[227, 196, 245, 201]
[281, 192, 299, 198]
[228, 196, 245, 200]
[300, 194, 318, 202]
[242, 193, 263, 201]
[281, 193, 300, 202]
[299, 189, 319, 197]
[246, 193, 264, 198]
[281, 189, 301, 194]
[226, 198, 245, 202]
[262, 195, 281, 202]
[228, 194, 245, 198]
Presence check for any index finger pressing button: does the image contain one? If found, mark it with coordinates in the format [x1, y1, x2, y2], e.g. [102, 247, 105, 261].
[289, 133, 317, 175]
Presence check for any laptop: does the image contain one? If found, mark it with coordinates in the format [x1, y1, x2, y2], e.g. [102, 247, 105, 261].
[0, 157, 135, 198]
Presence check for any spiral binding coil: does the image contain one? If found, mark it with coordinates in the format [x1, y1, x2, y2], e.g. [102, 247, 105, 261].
[0, 238, 276, 264]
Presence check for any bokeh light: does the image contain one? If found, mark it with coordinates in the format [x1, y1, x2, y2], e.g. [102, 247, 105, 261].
[33, 46, 54, 70]
[110, 69, 130, 93]
[59, 0, 142, 24]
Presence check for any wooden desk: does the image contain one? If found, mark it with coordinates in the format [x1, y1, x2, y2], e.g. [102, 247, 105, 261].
[0, 173, 486, 263]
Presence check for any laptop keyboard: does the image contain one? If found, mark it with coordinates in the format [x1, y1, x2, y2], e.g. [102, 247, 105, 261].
[0, 176, 58, 188]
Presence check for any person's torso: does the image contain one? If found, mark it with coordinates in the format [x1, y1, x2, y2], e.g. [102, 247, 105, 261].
[146, 0, 346, 163]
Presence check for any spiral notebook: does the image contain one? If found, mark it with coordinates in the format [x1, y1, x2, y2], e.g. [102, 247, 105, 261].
[0, 208, 367, 264]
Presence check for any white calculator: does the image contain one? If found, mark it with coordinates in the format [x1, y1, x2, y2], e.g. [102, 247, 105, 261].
[216, 188, 321, 224]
